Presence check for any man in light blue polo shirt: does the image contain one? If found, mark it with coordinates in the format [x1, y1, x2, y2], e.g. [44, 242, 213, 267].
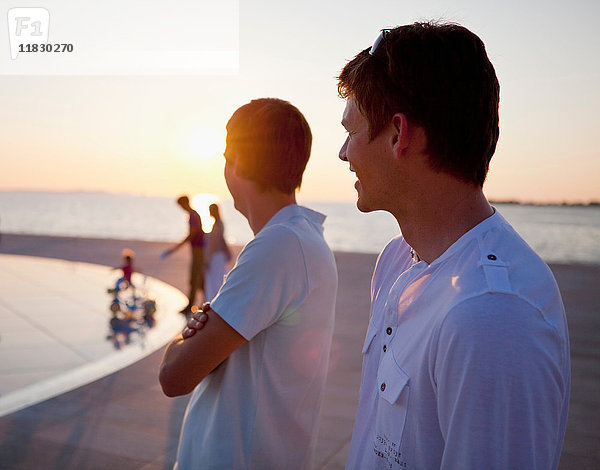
[159, 98, 338, 469]
[337, 22, 570, 470]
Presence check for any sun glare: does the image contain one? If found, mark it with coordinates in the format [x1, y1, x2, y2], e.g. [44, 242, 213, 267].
[192, 193, 219, 232]
[183, 127, 226, 162]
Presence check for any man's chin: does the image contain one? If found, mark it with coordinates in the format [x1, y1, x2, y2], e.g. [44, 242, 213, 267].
[356, 197, 374, 213]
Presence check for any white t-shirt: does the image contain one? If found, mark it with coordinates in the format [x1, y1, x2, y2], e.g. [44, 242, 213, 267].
[346, 211, 570, 470]
[175, 204, 338, 470]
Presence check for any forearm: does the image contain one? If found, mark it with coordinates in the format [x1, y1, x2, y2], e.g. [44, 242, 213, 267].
[167, 235, 190, 255]
[158, 308, 246, 398]
[177, 235, 191, 249]
[159, 335, 208, 397]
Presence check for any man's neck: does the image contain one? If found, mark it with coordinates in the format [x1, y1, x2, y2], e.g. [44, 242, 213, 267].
[245, 191, 297, 235]
[393, 181, 493, 265]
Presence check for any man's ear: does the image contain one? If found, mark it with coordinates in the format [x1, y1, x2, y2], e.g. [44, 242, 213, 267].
[390, 113, 427, 159]
[390, 113, 410, 158]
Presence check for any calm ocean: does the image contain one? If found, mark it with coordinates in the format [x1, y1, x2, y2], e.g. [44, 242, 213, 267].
[0, 191, 599, 265]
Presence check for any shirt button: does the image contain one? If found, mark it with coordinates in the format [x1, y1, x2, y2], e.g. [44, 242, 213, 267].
[487, 254, 497, 260]
[380, 383, 386, 392]
[386, 327, 392, 335]
[383, 345, 387, 352]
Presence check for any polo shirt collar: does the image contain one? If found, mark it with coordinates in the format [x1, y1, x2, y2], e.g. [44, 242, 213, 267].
[423, 208, 506, 267]
[262, 204, 326, 231]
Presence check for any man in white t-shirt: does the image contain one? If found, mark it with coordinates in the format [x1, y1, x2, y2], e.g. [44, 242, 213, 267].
[337, 23, 570, 469]
[159, 98, 338, 469]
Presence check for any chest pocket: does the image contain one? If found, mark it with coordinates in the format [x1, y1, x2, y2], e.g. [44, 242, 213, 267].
[377, 353, 410, 404]
[373, 351, 411, 468]
[377, 351, 410, 404]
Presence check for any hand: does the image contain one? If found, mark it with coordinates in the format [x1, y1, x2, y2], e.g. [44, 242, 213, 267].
[182, 303, 211, 339]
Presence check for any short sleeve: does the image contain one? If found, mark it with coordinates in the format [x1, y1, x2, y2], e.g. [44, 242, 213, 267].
[433, 293, 568, 469]
[209, 224, 308, 340]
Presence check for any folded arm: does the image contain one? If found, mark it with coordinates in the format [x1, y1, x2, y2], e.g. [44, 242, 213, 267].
[159, 308, 246, 397]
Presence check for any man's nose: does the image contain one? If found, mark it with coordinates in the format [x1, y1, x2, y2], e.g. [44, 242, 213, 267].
[339, 136, 349, 161]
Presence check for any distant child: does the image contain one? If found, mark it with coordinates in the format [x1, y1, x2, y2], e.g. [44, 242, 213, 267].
[116, 248, 135, 288]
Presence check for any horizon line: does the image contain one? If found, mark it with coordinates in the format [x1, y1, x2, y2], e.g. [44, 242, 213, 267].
[1, 188, 599, 207]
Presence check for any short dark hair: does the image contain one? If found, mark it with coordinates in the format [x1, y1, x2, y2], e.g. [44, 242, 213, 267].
[225, 98, 312, 194]
[338, 22, 500, 186]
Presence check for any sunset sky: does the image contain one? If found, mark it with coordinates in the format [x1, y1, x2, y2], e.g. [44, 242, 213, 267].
[1, 0, 599, 204]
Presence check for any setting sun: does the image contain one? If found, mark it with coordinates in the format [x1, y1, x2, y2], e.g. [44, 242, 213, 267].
[181, 126, 226, 162]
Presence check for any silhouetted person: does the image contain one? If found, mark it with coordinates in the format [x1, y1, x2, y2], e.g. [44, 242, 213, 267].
[204, 203, 231, 300]
[163, 195, 205, 314]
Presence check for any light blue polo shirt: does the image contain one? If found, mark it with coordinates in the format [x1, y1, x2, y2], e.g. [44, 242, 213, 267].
[175, 204, 338, 470]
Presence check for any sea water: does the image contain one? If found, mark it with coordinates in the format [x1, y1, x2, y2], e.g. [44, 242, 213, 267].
[0, 191, 598, 265]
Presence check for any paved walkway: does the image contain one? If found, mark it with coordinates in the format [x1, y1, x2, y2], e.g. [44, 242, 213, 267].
[0, 234, 598, 469]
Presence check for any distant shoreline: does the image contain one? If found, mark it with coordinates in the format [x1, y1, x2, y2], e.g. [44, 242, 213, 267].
[489, 199, 600, 208]
[1, 189, 598, 208]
